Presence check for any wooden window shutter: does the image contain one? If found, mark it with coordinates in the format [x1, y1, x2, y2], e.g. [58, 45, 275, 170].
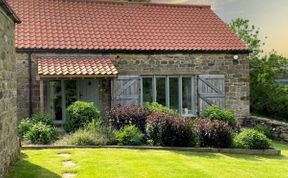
[198, 75, 225, 112]
[111, 75, 141, 107]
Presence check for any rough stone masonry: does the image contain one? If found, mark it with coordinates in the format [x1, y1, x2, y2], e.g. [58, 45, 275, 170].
[0, 3, 20, 177]
[16, 52, 250, 119]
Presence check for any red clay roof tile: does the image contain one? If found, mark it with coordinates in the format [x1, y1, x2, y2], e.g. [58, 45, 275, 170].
[38, 56, 118, 77]
[8, 0, 248, 52]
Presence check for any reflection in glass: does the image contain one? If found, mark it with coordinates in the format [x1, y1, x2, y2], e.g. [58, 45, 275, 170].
[49, 81, 62, 121]
[169, 77, 179, 111]
[156, 78, 166, 106]
[182, 77, 192, 115]
[142, 78, 153, 103]
[65, 80, 77, 107]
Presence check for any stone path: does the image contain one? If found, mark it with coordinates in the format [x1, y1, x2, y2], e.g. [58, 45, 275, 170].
[63, 161, 76, 168]
[63, 173, 76, 178]
[57, 153, 77, 178]
[58, 153, 71, 158]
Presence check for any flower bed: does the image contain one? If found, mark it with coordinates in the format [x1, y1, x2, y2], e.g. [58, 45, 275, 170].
[19, 102, 277, 154]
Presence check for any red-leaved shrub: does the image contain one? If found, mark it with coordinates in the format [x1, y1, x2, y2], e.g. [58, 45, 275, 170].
[195, 118, 233, 148]
[146, 112, 197, 147]
[104, 105, 150, 133]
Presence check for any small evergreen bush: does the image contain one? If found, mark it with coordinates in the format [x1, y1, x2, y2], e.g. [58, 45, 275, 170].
[64, 101, 101, 132]
[26, 122, 58, 144]
[201, 105, 236, 126]
[115, 125, 144, 145]
[105, 105, 150, 133]
[254, 125, 273, 139]
[233, 129, 272, 149]
[145, 102, 176, 115]
[195, 118, 233, 148]
[18, 118, 33, 138]
[146, 112, 197, 147]
[31, 112, 54, 126]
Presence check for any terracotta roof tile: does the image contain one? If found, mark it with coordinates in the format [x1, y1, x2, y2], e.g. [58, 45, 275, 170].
[38, 56, 118, 77]
[8, 0, 248, 52]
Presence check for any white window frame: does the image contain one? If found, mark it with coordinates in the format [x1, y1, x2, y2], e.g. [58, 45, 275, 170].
[141, 75, 196, 117]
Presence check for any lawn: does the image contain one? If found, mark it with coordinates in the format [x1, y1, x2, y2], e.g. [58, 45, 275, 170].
[7, 143, 288, 178]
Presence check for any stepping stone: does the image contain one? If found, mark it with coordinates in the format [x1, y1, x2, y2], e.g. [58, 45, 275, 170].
[63, 161, 76, 168]
[58, 153, 71, 157]
[63, 173, 76, 178]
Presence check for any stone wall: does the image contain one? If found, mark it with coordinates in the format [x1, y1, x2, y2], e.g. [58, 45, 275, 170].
[0, 7, 19, 177]
[240, 116, 288, 143]
[16, 52, 249, 119]
[112, 53, 250, 118]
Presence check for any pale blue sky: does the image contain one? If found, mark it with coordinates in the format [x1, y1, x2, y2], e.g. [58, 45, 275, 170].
[152, 0, 288, 57]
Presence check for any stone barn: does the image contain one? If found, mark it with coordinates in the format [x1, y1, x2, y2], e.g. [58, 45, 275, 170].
[7, 0, 250, 125]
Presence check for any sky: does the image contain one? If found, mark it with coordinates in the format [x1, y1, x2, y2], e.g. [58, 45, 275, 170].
[152, 0, 288, 57]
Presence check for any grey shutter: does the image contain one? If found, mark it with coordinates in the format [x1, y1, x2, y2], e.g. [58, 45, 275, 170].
[112, 75, 140, 107]
[198, 75, 225, 112]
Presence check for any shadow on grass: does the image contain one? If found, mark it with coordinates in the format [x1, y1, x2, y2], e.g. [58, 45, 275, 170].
[172, 150, 221, 159]
[7, 155, 61, 178]
[171, 149, 288, 162]
[221, 153, 287, 161]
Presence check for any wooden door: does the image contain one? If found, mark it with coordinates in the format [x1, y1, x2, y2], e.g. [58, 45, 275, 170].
[198, 75, 225, 112]
[111, 75, 140, 107]
[78, 79, 101, 108]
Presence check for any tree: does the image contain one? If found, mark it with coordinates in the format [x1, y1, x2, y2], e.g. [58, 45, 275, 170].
[230, 18, 288, 120]
[230, 18, 263, 58]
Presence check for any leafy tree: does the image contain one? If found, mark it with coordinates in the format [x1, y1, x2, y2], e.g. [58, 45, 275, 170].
[230, 18, 263, 58]
[230, 18, 288, 120]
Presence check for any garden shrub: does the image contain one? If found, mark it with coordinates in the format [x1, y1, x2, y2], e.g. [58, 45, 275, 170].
[55, 129, 110, 146]
[105, 105, 150, 133]
[201, 105, 236, 126]
[31, 112, 54, 126]
[254, 125, 272, 139]
[18, 118, 33, 138]
[233, 129, 272, 149]
[86, 119, 116, 144]
[145, 102, 176, 115]
[64, 101, 101, 132]
[18, 113, 55, 140]
[115, 125, 144, 145]
[146, 112, 197, 147]
[195, 118, 233, 148]
[26, 122, 58, 144]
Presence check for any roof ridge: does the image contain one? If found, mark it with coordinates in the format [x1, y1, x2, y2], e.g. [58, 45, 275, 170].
[67, 0, 211, 9]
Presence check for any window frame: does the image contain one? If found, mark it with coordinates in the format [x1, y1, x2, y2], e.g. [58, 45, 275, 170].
[140, 75, 196, 117]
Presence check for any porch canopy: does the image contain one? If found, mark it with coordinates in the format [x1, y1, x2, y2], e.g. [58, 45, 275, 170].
[37, 56, 118, 113]
[38, 56, 118, 79]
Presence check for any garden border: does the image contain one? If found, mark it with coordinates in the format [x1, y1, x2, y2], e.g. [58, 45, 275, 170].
[21, 145, 281, 156]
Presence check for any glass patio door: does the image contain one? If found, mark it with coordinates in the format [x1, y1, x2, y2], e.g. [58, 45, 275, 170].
[47, 81, 64, 123]
[47, 80, 77, 124]
[47, 80, 100, 124]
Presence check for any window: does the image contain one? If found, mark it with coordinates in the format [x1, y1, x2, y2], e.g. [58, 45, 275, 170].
[141, 76, 195, 116]
[182, 77, 193, 115]
[142, 77, 153, 103]
[156, 77, 166, 106]
[169, 77, 179, 112]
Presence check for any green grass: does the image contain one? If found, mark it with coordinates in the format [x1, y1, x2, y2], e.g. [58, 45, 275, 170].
[7, 143, 288, 178]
